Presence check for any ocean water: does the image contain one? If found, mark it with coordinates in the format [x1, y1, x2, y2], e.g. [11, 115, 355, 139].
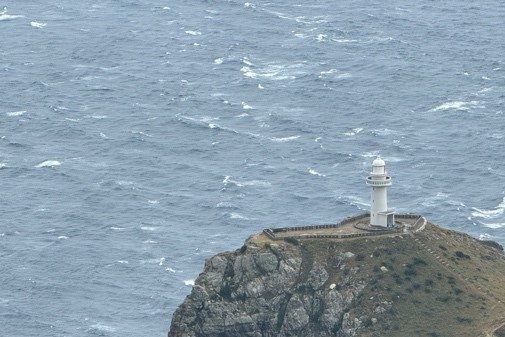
[0, 0, 504, 336]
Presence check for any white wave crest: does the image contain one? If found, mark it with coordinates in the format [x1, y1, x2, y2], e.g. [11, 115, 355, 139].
[223, 176, 271, 188]
[343, 127, 363, 136]
[319, 69, 351, 80]
[421, 192, 449, 207]
[213, 58, 223, 65]
[431, 101, 479, 112]
[308, 169, 325, 177]
[89, 324, 117, 333]
[270, 135, 300, 142]
[338, 195, 370, 208]
[0, 13, 24, 21]
[229, 212, 250, 220]
[240, 63, 305, 81]
[185, 30, 201, 36]
[6, 110, 26, 116]
[35, 160, 61, 168]
[140, 226, 157, 231]
[471, 197, 505, 219]
[241, 102, 254, 110]
[30, 21, 46, 28]
[482, 222, 505, 229]
[184, 279, 195, 286]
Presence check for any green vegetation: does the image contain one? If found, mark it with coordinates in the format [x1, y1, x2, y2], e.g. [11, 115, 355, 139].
[291, 223, 505, 337]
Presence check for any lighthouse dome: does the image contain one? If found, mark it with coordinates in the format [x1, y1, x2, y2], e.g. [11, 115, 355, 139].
[372, 157, 385, 167]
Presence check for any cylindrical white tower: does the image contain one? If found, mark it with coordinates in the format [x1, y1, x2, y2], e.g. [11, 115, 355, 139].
[366, 157, 394, 227]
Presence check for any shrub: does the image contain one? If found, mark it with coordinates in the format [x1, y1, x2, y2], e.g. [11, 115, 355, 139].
[455, 316, 472, 323]
[284, 237, 299, 246]
[412, 257, 427, 266]
[452, 287, 463, 295]
[355, 253, 365, 261]
[455, 251, 471, 260]
[404, 264, 417, 277]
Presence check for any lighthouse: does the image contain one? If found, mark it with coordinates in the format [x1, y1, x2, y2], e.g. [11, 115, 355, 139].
[366, 157, 395, 228]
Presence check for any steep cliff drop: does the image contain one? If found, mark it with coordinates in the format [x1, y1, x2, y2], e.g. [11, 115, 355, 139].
[168, 219, 505, 337]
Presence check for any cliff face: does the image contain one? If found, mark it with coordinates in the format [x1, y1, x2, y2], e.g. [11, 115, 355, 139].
[168, 223, 505, 337]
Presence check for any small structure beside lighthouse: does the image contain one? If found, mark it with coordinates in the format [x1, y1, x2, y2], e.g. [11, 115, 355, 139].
[366, 157, 395, 228]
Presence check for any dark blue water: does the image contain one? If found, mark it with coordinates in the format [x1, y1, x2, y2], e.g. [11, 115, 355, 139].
[1, 1, 504, 336]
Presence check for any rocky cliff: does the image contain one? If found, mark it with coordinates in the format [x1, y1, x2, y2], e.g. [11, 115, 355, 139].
[168, 222, 505, 337]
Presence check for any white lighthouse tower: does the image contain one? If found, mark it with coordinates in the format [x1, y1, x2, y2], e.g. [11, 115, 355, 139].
[366, 157, 395, 228]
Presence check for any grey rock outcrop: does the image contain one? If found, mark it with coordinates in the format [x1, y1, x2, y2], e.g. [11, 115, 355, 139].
[168, 239, 365, 337]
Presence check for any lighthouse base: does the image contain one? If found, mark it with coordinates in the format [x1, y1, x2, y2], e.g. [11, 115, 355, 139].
[370, 210, 395, 228]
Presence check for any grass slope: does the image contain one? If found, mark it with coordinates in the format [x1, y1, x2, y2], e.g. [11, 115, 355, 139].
[294, 223, 505, 337]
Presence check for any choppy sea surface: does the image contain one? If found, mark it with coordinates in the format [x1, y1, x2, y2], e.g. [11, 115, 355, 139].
[1, 0, 504, 336]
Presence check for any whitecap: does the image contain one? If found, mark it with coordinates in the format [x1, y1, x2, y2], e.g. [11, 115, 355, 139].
[213, 58, 223, 65]
[166, 267, 178, 273]
[116, 180, 134, 186]
[184, 279, 195, 286]
[0, 13, 24, 21]
[148, 199, 159, 204]
[430, 101, 479, 112]
[242, 57, 253, 66]
[223, 176, 271, 188]
[185, 30, 201, 36]
[6, 110, 26, 116]
[89, 324, 116, 333]
[229, 212, 250, 220]
[478, 233, 495, 240]
[216, 201, 236, 209]
[269, 135, 300, 142]
[240, 63, 305, 81]
[244, 2, 255, 8]
[258, 84, 264, 89]
[371, 128, 395, 136]
[117, 260, 129, 264]
[343, 127, 363, 136]
[421, 192, 449, 207]
[471, 197, 505, 219]
[141, 257, 165, 264]
[338, 195, 370, 208]
[140, 226, 157, 231]
[482, 222, 505, 229]
[308, 169, 325, 177]
[332, 38, 357, 43]
[30, 21, 46, 28]
[241, 102, 254, 110]
[35, 160, 61, 168]
[110, 226, 125, 231]
[177, 114, 260, 138]
[57, 236, 68, 240]
[0, 163, 6, 169]
[319, 69, 352, 80]
[316, 34, 327, 42]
